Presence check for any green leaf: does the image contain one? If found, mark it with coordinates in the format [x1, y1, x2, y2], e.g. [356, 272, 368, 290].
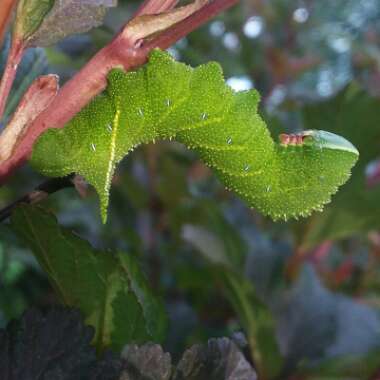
[182, 225, 236, 268]
[10, 204, 167, 352]
[297, 350, 380, 379]
[182, 224, 283, 379]
[31, 50, 359, 223]
[221, 272, 283, 380]
[296, 85, 380, 248]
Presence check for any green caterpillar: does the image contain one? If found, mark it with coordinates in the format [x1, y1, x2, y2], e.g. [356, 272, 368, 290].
[31, 50, 359, 223]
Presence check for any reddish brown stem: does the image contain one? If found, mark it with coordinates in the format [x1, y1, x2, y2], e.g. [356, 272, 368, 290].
[20, 42, 143, 141]
[143, 0, 239, 52]
[0, 41, 146, 183]
[0, 37, 24, 120]
[0, 0, 17, 46]
[135, 0, 178, 16]
[0, 0, 239, 184]
[0, 175, 74, 222]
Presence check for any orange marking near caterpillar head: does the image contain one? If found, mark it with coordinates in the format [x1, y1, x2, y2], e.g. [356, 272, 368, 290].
[279, 132, 308, 146]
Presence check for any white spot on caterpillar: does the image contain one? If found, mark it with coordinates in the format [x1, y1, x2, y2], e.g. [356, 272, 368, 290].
[227, 137, 232, 144]
[107, 124, 112, 132]
[266, 185, 271, 192]
[138, 108, 144, 117]
[202, 113, 208, 120]
[166, 99, 171, 106]
[91, 143, 96, 151]
[244, 165, 250, 171]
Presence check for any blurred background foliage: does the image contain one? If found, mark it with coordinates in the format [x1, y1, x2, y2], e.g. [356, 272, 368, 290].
[1, 0, 380, 379]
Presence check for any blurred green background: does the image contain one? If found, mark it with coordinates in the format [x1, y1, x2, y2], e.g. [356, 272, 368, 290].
[1, 0, 380, 379]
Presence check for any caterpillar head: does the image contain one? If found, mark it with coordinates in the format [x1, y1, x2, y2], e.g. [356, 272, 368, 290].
[280, 130, 359, 156]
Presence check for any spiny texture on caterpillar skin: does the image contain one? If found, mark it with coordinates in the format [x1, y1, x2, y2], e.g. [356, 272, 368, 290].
[31, 50, 359, 223]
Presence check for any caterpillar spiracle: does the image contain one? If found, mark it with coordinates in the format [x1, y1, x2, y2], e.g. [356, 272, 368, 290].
[31, 50, 359, 222]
